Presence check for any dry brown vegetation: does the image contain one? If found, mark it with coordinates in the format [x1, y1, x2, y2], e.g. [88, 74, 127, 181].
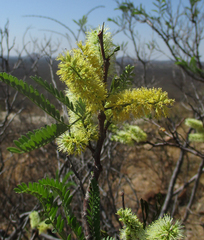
[1, 102, 204, 239]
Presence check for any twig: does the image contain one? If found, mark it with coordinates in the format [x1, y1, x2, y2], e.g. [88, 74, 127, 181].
[159, 145, 186, 218]
[67, 156, 85, 197]
[120, 191, 125, 210]
[40, 233, 61, 240]
[182, 157, 204, 222]
[173, 167, 204, 196]
[98, 23, 110, 84]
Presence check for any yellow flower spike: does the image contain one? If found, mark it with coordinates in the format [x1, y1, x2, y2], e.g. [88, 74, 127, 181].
[86, 26, 116, 69]
[55, 88, 99, 155]
[57, 41, 107, 113]
[56, 119, 98, 155]
[56, 131, 88, 155]
[106, 87, 174, 122]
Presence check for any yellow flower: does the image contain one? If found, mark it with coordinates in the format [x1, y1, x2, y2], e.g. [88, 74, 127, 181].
[57, 130, 89, 155]
[185, 118, 204, 133]
[106, 87, 174, 122]
[37, 219, 52, 234]
[29, 211, 40, 229]
[57, 41, 107, 113]
[146, 215, 184, 239]
[86, 26, 115, 60]
[56, 119, 98, 155]
[56, 27, 174, 155]
[29, 212, 52, 235]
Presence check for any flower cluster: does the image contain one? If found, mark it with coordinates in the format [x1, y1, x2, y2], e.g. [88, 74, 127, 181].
[29, 211, 52, 235]
[57, 41, 107, 113]
[106, 87, 174, 122]
[86, 26, 115, 62]
[56, 26, 174, 155]
[117, 208, 145, 240]
[56, 90, 98, 155]
[146, 215, 184, 240]
[117, 209, 184, 240]
[111, 123, 147, 145]
[29, 211, 40, 229]
[185, 118, 204, 142]
[57, 120, 98, 155]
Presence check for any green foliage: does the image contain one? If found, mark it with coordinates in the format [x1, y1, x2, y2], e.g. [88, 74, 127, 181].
[175, 56, 203, 75]
[0, 73, 87, 154]
[152, 0, 167, 15]
[7, 123, 69, 153]
[31, 76, 76, 114]
[31, 76, 87, 119]
[14, 172, 85, 240]
[102, 237, 116, 240]
[111, 123, 147, 145]
[186, 0, 201, 22]
[110, 65, 135, 94]
[0, 73, 64, 123]
[185, 118, 204, 142]
[112, 0, 204, 86]
[87, 178, 101, 240]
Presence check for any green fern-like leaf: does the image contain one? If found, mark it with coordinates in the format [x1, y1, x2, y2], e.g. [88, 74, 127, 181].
[87, 178, 101, 240]
[0, 73, 64, 122]
[67, 234, 71, 240]
[31, 76, 88, 118]
[66, 215, 85, 240]
[31, 76, 76, 113]
[74, 98, 87, 117]
[7, 123, 69, 153]
[14, 181, 52, 204]
[14, 172, 77, 240]
[39, 174, 76, 201]
[110, 65, 134, 93]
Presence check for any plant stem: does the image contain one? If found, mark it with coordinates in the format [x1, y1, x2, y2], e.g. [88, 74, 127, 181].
[82, 25, 110, 240]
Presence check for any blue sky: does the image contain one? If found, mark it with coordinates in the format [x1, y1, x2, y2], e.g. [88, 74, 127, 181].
[1, 0, 201, 60]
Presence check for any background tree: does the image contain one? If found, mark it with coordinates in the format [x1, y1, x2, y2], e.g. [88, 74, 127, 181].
[109, 0, 204, 229]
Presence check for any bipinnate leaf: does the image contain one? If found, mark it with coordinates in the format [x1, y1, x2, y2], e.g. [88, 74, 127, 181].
[8, 123, 69, 153]
[67, 215, 84, 240]
[110, 65, 134, 93]
[0, 73, 64, 122]
[31, 76, 76, 113]
[14, 172, 82, 239]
